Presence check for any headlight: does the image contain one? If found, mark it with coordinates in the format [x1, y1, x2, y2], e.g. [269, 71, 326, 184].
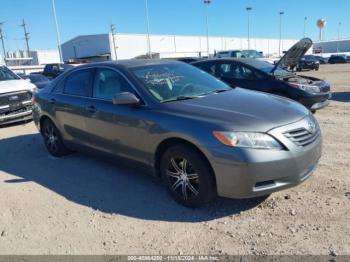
[213, 131, 284, 150]
[290, 83, 320, 93]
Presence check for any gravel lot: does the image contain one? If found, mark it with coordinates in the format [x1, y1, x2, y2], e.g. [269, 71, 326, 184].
[0, 64, 349, 255]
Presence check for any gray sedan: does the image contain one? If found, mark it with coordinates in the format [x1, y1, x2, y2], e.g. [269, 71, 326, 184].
[32, 60, 322, 207]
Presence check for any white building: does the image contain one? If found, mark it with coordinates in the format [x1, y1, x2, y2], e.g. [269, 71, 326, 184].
[313, 39, 350, 55]
[61, 33, 299, 62]
[5, 49, 60, 66]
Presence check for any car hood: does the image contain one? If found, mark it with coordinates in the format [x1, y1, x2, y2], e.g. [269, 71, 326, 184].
[272, 38, 313, 73]
[164, 88, 309, 132]
[0, 79, 36, 94]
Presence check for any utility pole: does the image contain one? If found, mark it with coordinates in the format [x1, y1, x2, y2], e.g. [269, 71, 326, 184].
[145, 0, 152, 58]
[204, 0, 211, 57]
[20, 19, 30, 58]
[246, 7, 252, 50]
[110, 24, 117, 60]
[278, 11, 284, 57]
[0, 22, 6, 65]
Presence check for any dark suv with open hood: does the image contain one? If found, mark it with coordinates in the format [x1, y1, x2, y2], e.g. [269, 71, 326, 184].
[192, 38, 331, 112]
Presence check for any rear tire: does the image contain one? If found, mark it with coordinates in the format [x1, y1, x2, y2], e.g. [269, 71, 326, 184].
[41, 119, 70, 157]
[160, 144, 217, 208]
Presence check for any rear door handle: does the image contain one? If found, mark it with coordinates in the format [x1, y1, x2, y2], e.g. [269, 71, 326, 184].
[49, 98, 56, 104]
[86, 105, 97, 113]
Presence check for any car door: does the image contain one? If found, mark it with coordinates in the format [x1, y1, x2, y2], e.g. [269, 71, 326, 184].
[83, 67, 149, 163]
[51, 68, 94, 146]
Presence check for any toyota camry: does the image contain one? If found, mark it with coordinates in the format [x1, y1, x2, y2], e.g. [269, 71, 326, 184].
[33, 60, 322, 207]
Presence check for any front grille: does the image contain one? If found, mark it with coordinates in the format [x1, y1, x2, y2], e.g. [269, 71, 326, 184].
[284, 127, 320, 147]
[0, 91, 32, 106]
[0, 106, 32, 117]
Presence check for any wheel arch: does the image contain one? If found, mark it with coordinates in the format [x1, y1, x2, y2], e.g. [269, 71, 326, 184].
[154, 137, 216, 185]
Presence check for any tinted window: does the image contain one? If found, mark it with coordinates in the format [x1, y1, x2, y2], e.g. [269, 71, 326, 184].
[218, 63, 241, 78]
[93, 69, 134, 100]
[64, 69, 92, 97]
[195, 63, 216, 76]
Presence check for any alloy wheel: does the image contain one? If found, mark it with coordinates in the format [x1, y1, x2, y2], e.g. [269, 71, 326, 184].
[43, 123, 59, 154]
[166, 157, 200, 201]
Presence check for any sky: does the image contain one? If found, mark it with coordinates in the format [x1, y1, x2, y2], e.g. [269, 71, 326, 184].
[0, 0, 349, 52]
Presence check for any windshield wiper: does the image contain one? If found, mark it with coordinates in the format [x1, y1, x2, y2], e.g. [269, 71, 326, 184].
[162, 95, 200, 103]
[199, 88, 231, 96]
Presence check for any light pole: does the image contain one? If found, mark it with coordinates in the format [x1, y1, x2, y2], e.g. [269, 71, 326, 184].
[337, 22, 342, 53]
[204, 0, 211, 57]
[52, 0, 63, 63]
[303, 16, 307, 37]
[246, 7, 252, 50]
[110, 24, 117, 60]
[278, 11, 284, 57]
[145, 0, 152, 58]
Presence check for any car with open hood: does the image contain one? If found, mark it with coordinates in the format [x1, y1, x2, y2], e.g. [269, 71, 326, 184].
[192, 38, 331, 112]
[33, 59, 322, 207]
[0, 66, 36, 125]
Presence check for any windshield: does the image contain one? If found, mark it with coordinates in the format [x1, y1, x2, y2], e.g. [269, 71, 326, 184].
[243, 59, 290, 77]
[217, 51, 230, 58]
[0, 67, 20, 81]
[131, 63, 231, 102]
[240, 50, 263, 58]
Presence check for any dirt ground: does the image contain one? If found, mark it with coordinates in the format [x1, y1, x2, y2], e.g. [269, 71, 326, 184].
[0, 64, 349, 255]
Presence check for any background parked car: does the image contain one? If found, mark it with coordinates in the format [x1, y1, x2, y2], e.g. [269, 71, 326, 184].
[296, 55, 320, 71]
[215, 49, 263, 59]
[166, 57, 205, 64]
[192, 38, 331, 112]
[33, 60, 321, 207]
[0, 66, 36, 125]
[42, 63, 74, 79]
[328, 55, 347, 64]
[22, 74, 51, 89]
[313, 55, 328, 64]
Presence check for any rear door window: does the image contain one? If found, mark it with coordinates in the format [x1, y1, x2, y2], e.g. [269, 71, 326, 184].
[63, 69, 93, 97]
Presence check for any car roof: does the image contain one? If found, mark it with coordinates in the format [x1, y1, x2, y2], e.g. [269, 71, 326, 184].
[75, 59, 182, 70]
[192, 58, 258, 64]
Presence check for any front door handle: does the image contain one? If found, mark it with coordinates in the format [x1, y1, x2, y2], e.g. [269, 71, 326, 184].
[86, 105, 97, 113]
[49, 98, 56, 104]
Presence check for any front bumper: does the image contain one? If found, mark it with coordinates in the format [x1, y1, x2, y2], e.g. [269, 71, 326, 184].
[299, 92, 331, 110]
[0, 105, 33, 126]
[207, 117, 322, 199]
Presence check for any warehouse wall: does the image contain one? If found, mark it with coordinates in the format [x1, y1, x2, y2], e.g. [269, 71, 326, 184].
[62, 34, 111, 61]
[314, 39, 350, 53]
[62, 33, 299, 61]
[31, 50, 60, 65]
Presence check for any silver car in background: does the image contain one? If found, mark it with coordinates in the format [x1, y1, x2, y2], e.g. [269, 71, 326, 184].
[33, 60, 322, 207]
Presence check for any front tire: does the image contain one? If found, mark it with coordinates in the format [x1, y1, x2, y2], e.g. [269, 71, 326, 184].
[41, 119, 70, 157]
[160, 145, 217, 208]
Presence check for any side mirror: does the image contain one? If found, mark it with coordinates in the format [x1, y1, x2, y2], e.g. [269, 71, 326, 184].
[112, 92, 141, 106]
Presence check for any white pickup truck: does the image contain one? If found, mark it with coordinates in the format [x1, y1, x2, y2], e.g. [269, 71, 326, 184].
[0, 66, 36, 125]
